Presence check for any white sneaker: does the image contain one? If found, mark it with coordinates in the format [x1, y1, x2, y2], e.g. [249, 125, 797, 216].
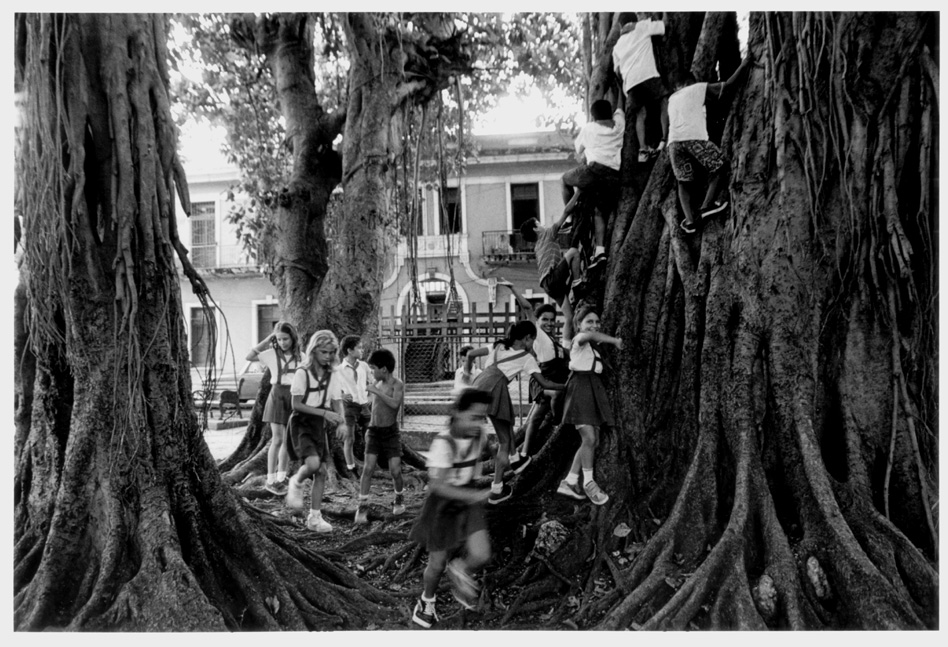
[285, 477, 306, 510]
[354, 505, 369, 525]
[583, 480, 610, 506]
[305, 510, 333, 533]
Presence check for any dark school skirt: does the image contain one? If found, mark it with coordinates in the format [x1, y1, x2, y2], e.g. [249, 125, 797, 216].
[263, 383, 292, 425]
[408, 489, 487, 553]
[472, 366, 513, 423]
[561, 370, 614, 427]
[529, 357, 569, 402]
[286, 411, 331, 462]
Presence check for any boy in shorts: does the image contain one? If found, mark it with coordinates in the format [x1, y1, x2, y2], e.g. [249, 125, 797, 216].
[613, 13, 670, 162]
[354, 349, 406, 523]
[667, 53, 754, 234]
[560, 99, 624, 270]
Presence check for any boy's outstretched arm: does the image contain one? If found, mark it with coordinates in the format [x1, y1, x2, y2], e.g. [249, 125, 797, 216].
[497, 278, 535, 321]
[708, 52, 754, 100]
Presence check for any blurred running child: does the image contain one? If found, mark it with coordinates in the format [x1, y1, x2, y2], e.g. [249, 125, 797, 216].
[335, 334, 372, 477]
[409, 388, 493, 628]
[285, 330, 348, 532]
[246, 321, 301, 495]
[354, 348, 406, 523]
[469, 320, 565, 503]
[556, 305, 623, 506]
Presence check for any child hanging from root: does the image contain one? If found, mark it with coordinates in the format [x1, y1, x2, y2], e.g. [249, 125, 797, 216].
[556, 305, 622, 506]
[246, 321, 301, 496]
[354, 348, 406, 523]
[469, 320, 565, 503]
[409, 388, 493, 628]
[285, 330, 348, 532]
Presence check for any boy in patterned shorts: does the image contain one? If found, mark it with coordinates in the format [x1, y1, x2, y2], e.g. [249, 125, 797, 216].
[667, 53, 754, 234]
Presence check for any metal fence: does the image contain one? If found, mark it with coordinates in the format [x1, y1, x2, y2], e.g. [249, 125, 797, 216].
[377, 303, 533, 425]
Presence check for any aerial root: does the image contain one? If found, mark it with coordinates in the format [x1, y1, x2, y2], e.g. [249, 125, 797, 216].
[500, 577, 560, 625]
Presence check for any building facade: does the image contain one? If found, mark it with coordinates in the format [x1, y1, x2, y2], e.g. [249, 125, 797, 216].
[178, 131, 575, 386]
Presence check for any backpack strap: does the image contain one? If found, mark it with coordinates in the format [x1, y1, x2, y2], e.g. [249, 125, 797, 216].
[491, 349, 528, 367]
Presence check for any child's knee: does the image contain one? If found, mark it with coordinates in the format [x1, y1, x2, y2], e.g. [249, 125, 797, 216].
[467, 531, 491, 567]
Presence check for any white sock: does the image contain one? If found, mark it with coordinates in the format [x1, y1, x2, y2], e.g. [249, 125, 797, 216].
[394, 488, 403, 495]
[276, 471, 287, 482]
[421, 593, 436, 604]
[595, 246, 605, 256]
[347, 463, 356, 470]
[509, 450, 520, 462]
[358, 494, 369, 502]
[491, 482, 503, 493]
[308, 509, 321, 518]
[565, 472, 579, 486]
[266, 473, 276, 484]
[582, 468, 594, 484]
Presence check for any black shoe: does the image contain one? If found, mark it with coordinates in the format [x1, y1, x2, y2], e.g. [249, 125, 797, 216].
[510, 454, 532, 475]
[412, 597, 439, 629]
[587, 253, 607, 272]
[488, 483, 513, 505]
[700, 199, 728, 219]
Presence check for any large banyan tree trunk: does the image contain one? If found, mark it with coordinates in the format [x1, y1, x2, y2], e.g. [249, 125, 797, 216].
[14, 14, 395, 630]
[593, 11, 938, 629]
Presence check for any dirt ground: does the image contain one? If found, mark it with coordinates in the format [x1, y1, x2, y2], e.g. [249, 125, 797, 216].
[226, 455, 620, 630]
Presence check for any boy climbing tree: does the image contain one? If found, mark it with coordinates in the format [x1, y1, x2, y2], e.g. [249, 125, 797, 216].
[668, 53, 755, 234]
[613, 12, 670, 162]
[560, 98, 624, 271]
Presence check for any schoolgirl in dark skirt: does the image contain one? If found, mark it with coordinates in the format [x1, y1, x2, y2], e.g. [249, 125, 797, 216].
[246, 321, 301, 495]
[467, 320, 564, 504]
[285, 330, 347, 533]
[409, 388, 493, 629]
[557, 305, 623, 506]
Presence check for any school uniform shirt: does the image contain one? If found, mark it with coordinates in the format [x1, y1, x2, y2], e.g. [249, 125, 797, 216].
[574, 110, 625, 171]
[533, 327, 568, 364]
[425, 429, 487, 486]
[613, 19, 665, 93]
[334, 358, 371, 405]
[568, 339, 604, 374]
[667, 83, 709, 143]
[453, 365, 482, 395]
[256, 348, 300, 386]
[290, 367, 345, 409]
[485, 346, 542, 380]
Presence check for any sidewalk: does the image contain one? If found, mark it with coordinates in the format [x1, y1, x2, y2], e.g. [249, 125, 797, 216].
[202, 414, 474, 460]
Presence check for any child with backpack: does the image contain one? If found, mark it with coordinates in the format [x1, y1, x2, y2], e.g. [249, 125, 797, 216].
[285, 330, 348, 532]
[246, 321, 301, 495]
[556, 305, 623, 506]
[409, 388, 493, 628]
[468, 320, 565, 503]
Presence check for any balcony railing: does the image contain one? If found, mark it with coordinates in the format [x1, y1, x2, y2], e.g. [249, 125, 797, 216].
[481, 230, 535, 264]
